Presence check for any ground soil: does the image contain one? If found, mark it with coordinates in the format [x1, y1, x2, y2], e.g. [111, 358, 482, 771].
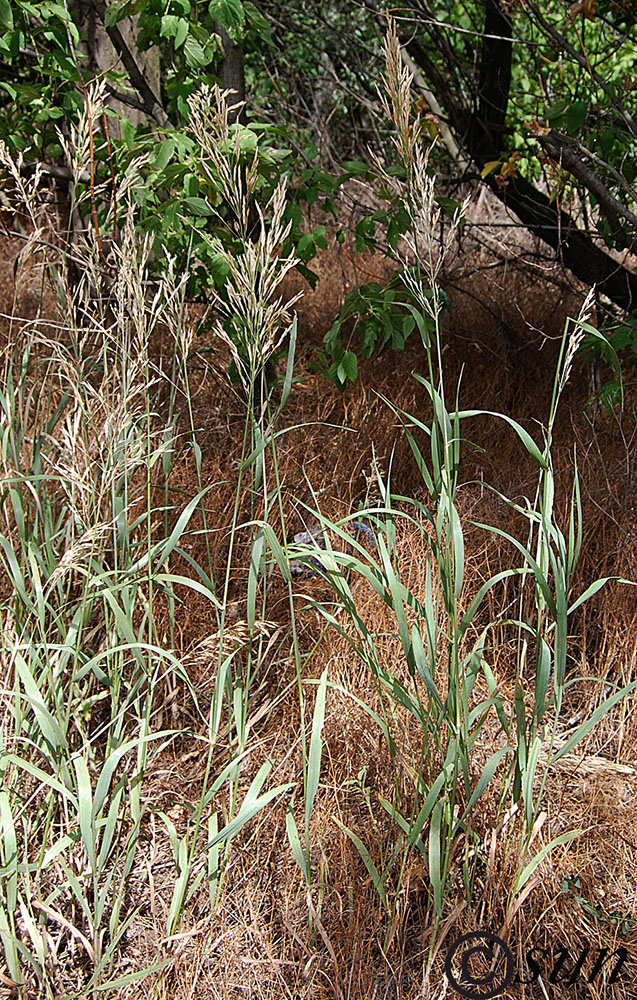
[1, 193, 636, 999]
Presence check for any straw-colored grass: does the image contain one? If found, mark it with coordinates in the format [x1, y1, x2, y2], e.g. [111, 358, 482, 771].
[0, 34, 635, 1000]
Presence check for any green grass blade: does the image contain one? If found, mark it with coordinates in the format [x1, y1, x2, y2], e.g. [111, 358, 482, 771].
[453, 747, 510, 835]
[334, 818, 387, 908]
[457, 409, 548, 469]
[428, 801, 443, 914]
[514, 830, 580, 894]
[305, 667, 328, 832]
[408, 769, 448, 847]
[247, 530, 264, 630]
[551, 679, 637, 763]
[285, 802, 310, 882]
[73, 754, 96, 872]
[533, 636, 551, 724]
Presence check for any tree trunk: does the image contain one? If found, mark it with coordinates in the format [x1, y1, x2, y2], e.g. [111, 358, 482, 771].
[404, 1, 637, 312]
[87, 9, 163, 136]
[216, 23, 245, 124]
[468, 0, 513, 164]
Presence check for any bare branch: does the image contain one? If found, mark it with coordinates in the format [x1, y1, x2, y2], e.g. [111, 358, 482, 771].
[404, 2, 637, 312]
[400, 47, 466, 164]
[88, 0, 174, 129]
[523, 1, 637, 140]
[104, 83, 152, 118]
[19, 161, 90, 184]
[534, 128, 637, 254]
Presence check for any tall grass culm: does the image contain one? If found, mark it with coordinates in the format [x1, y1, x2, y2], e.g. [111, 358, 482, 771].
[158, 84, 311, 945]
[0, 81, 304, 996]
[290, 21, 636, 973]
[0, 153, 185, 995]
[187, 85, 344, 923]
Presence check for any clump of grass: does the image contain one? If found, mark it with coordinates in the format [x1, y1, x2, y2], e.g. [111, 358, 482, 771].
[0, 80, 305, 996]
[291, 21, 637, 972]
[186, 84, 337, 923]
[0, 116, 192, 993]
[187, 84, 302, 408]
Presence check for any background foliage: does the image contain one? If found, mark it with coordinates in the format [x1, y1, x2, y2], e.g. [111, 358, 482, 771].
[2, 0, 636, 391]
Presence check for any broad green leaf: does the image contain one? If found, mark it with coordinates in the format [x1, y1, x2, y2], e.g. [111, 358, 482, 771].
[160, 13, 180, 37]
[104, 1, 134, 27]
[0, 0, 13, 29]
[184, 34, 208, 67]
[565, 101, 588, 135]
[183, 196, 215, 217]
[209, 0, 243, 27]
[546, 99, 569, 120]
[153, 138, 175, 171]
[341, 160, 370, 176]
[337, 350, 358, 384]
[175, 17, 188, 47]
[232, 125, 258, 153]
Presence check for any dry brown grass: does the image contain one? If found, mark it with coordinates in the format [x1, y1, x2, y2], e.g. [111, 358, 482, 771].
[1, 189, 636, 999]
[110, 220, 636, 998]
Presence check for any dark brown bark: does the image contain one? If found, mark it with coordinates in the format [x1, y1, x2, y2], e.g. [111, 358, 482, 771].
[216, 23, 246, 125]
[484, 173, 637, 309]
[406, 0, 637, 311]
[535, 130, 637, 255]
[468, 0, 513, 163]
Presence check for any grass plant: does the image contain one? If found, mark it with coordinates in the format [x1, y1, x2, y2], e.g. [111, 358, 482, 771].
[289, 23, 637, 970]
[0, 83, 303, 996]
[0, 32, 634, 1000]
